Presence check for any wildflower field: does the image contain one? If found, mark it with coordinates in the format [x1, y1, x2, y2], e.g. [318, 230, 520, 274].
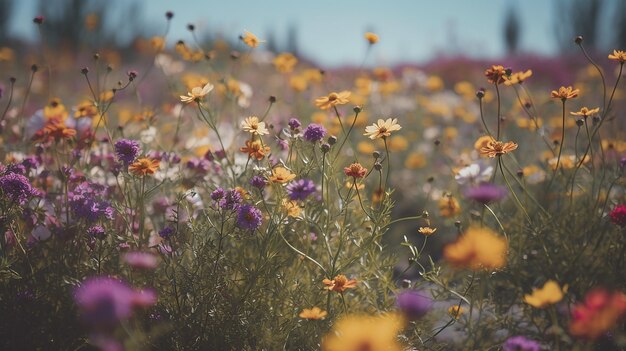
[1, 6, 626, 351]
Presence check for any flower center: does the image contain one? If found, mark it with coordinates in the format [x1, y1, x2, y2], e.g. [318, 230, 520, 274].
[328, 93, 338, 101]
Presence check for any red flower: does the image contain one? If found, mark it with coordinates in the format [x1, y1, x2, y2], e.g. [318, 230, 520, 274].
[569, 289, 626, 339]
[609, 204, 626, 227]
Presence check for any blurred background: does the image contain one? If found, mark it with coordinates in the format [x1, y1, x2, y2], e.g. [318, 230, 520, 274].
[1, 0, 625, 67]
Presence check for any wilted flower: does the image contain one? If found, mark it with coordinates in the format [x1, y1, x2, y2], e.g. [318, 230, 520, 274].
[322, 274, 357, 293]
[321, 313, 405, 351]
[315, 91, 351, 110]
[395, 290, 432, 320]
[444, 226, 507, 270]
[363, 118, 402, 140]
[299, 307, 327, 320]
[503, 336, 541, 351]
[523, 280, 565, 308]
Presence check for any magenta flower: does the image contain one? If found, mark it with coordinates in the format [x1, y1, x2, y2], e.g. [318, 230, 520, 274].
[396, 290, 432, 320]
[123, 252, 159, 270]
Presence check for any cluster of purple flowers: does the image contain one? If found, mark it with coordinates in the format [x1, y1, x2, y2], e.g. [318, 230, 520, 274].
[114, 139, 141, 166]
[236, 204, 263, 231]
[211, 188, 242, 211]
[69, 182, 114, 223]
[286, 179, 316, 200]
[0, 171, 37, 205]
[502, 336, 541, 351]
[210, 187, 263, 230]
[87, 225, 106, 240]
[303, 123, 326, 142]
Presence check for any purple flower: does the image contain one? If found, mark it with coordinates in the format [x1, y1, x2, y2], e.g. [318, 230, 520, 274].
[250, 175, 267, 189]
[158, 226, 175, 239]
[69, 182, 114, 223]
[303, 123, 326, 142]
[0, 172, 36, 205]
[502, 336, 541, 351]
[219, 189, 242, 210]
[396, 290, 432, 320]
[123, 252, 158, 270]
[236, 204, 263, 231]
[210, 187, 226, 201]
[464, 182, 508, 204]
[87, 225, 106, 240]
[74, 277, 157, 327]
[114, 139, 141, 166]
[288, 118, 301, 130]
[286, 179, 316, 200]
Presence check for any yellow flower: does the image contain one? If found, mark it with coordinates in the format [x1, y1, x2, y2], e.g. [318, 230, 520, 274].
[289, 75, 308, 92]
[504, 69, 532, 85]
[364, 32, 379, 45]
[283, 199, 302, 217]
[448, 305, 465, 319]
[322, 313, 405, 351]
[180, 83, 214, 103]
[322, 274, 357, 293]
[484, 65, 508, 85]
[241, 30, 262, 48]
[551, 86, 579, 100]
[150, 36, 165, 51]
[363, 118, 402, 140]
[315, 91, 351, 110]
[570, 106, 600, 119]
[240, 116, 269, 136]
[299, 307, 327, 320]
[273, 52, 298, 73]
[405, 152, 427, 169]
[418, 227, 437, 236]
[269, 167, 296, 184]
[128, 158, 160, 177]
[443, 226, 508, 270]
[608, 49, 626, 63]
[74, 100, 98, 118]
[523, 280, 565, 308]
[438, 195, 461, 218]
[44, 98, 69, 121]
[474, 135, 494, 151]
[480, 140, 518, 158]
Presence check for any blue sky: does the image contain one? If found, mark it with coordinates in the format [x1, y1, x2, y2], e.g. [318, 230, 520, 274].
[9, 0, 562, 66]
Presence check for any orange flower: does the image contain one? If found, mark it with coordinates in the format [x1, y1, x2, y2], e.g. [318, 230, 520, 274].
[269, 167, 296, 183]
[33, 121, 76, 142]
[438, 195, 461, 218]
[315, 91, 351, 110]
[240, 140, 270, 160]
[299, 307, 328, 320]
[608, 49, 626, 63]
[551, 86, 579, 100]
[241, 31, 262, 48]
[418, 227, 437, 236]
[443, 226, 508, 270]
[480, 140, 518, 158]
[570, 106, 600, 119]
[129, 158, 160, 177]
[344, 163, 367, 179]
[364, 32, 379, 44]
[484, 65, 508, 85]
[504, 69, 532, 85]
[273, 52, 298, 73]
[570, 289, 626, 340]
[322, 274, 357, 293]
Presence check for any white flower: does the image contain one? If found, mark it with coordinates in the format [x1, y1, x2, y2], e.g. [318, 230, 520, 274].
[455, 162, 494, 186]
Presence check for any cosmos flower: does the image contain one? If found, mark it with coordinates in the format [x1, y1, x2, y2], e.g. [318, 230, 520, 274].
[484, 65, 508, 85]
[480, 140, 518, 158]
[241, 116, 269, 136]
[240, 140, 270, 160]
[273, 52, 298, 73]
[364, 32, 379, 44]
[438, 195, 461, 218]
[523, 280, 565, 308]
[569, 289, 626, 339]
[443, 226, 507, 270]
[128, 158, 160, 177]
[551, 86, 579, 100]
[315, 91, 351, 110]
[504, 69, 532, 85]
[322, 274, 357, 293]
[417, 227, 437, 236]
[299, 307, 327, 320]
[363, 118, 402, 140]
[269, 167, 296, 183]
[321, 313, 405, 351]
[608, 49, 626, 63]
[570, 106, 600, 119]
[180, 82, 214, 103]
[241, 30, 263, 48]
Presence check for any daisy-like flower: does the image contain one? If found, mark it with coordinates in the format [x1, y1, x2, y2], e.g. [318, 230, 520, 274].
[364, 118, 402, 139]
[343, 163, 367, 179]
[241, 30, 262, 48]
[608, 49, 626, 63]
[321, 313, 405, 351]
[417, 227, 437, 236]
[128, 158, 160, 177]
[180, 82, 214, 103]
[269, 167, 296, 183]
[315, 91, 351, 110]
[364, 32, 379, 44]
[299, 307, 327, 320]
[448, 305, 465, 319]
[524, 280, 565, 308]
[322, 274, 357, 293]
[480, 140, 518, 158]
[504, 69, 532, 85]
[484, 65, 508, 85]
[570, 106, 600, 119]
[551, 86, 579, 101]
[241, 116, 269, 136]
[240, 140, 270, 160]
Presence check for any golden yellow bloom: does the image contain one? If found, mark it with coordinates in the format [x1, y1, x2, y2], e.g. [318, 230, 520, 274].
[241, 31, 262, 48]
[240, 140, 270, 160]
[269, 167, 296, 183]
[480, 140, 518, 158]
[405, 152, 427, 169]
[128, 158, 160, 177]
[100, 90, 114, 103]
[74, 100, 98, 118]
[273, 52, 298, 73]
[474, 135, 494, 151]
[240, 116, 269, 136]
[283, 199, 302, 218]
[484, 65, 508, 85]
[438, 195, 461, 218]
[180, 83, 214, 103]
[504, 69, 532, 85]
[315, 91, 351, 110]
[150, 36, 165, 51]
[443, 226, 508, 270]
[448, 305, 465, 319]
[426, 75, 444, 91]
[364, 118, 402, 140]
[0, 47, 15, 62]
[608, 49, 626, 63]
[524, 280, 565, 308]
[44, 98, 69, 121]
[570, 106, 600, 119]
[551, 86, 579, 100]
[321, 313, 405, 351]
[418, 227, 437, 236]
[364, 32, 379, 44]
[322, 274, 357, 293]
[289, 75, 308, 92]
[299, 307, 327, 320]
